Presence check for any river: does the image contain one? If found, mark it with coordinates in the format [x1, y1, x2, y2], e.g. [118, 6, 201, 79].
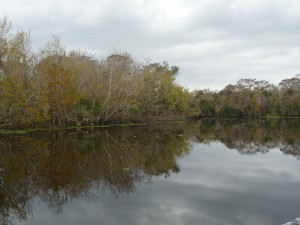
[1, 119, 300, 225]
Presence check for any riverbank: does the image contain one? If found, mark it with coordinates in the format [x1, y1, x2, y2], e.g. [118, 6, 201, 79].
[0, 120, 185, 135]
[2, 116, 300, 135]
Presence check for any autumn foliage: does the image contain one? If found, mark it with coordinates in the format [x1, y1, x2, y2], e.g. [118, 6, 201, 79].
[0, 18, 191, 128]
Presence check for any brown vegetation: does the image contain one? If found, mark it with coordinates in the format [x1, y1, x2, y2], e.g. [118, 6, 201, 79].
[0, 18, 190, 129]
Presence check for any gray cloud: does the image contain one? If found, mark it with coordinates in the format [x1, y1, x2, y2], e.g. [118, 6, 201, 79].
[1, 0, 300, 90]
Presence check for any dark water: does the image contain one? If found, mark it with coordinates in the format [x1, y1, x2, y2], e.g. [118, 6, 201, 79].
[1, 119, 300, 225]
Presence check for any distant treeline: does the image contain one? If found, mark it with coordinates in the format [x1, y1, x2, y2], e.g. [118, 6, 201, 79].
[191, 76, 300, 118]
[0, 18, 190, 128]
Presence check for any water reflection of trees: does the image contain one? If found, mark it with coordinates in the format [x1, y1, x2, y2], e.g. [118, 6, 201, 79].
[0, 125, 191, 225]
[193, 119, 300, 157]
[1, 120, 300, 224]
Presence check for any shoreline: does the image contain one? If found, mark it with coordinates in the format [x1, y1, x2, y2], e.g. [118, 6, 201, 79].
[2, 116, 300, 135]
[0, 120, 185, 135]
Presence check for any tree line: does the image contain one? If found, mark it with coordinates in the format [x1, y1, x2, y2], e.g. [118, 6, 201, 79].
[191, 76, 300, 118]
[0, 18, 190, 129]
[1, 17, 300, 129]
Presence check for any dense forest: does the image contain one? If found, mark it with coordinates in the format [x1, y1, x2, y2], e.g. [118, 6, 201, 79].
[0, 18, 190, 129]
[1, 17, 300, 129]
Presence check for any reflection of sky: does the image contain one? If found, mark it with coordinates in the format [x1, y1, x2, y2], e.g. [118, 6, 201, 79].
[15, 142, 300, 225]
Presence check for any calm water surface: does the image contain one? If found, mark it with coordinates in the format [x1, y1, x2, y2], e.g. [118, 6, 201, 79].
[1, 119, 300, 225]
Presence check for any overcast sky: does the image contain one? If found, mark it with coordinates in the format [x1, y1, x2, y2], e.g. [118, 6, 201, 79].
[1, 0, 300, 90]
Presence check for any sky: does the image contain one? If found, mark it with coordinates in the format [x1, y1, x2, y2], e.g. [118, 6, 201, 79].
[1, 0, 300, 90]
